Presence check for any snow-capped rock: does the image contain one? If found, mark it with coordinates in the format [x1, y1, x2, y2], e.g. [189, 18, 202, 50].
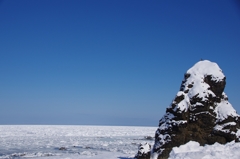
[135, 143, 151, 159]
[150, 60, 240, 159]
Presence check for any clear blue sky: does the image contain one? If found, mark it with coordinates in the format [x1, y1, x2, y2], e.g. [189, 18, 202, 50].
[1, 0, 240, 126]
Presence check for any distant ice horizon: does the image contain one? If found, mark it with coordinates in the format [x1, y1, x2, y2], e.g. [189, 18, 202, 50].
[0, 113, 160, 126]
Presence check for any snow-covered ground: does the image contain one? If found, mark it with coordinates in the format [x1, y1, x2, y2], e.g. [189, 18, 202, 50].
[169, 140, 240, 159]
[1, 125, 240, 159]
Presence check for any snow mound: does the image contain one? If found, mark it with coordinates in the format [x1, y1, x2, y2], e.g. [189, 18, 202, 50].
[169, 141, 240, 159]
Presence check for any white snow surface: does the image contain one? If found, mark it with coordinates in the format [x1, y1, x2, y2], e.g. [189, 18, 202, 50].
[169, 140, 240, 159]
[214, 99, 238, 122]
[186, 60, 225, 82]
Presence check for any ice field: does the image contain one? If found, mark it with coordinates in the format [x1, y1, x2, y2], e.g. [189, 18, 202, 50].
[1, 125, 240, 159]
[0, 125, 156, 159]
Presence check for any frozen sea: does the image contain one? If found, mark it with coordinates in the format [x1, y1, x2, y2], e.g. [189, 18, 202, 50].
[0, 125, 156, 159]
[1, 125, 240, 159]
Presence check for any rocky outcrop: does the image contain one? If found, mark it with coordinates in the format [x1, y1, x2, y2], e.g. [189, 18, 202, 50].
[135, 143, 151, 159]
[150, 60, 240, 159]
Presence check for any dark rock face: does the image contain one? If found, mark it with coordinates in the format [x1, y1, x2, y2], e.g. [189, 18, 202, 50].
[59, 147, 67, 151]
[150, 60, 240, 159]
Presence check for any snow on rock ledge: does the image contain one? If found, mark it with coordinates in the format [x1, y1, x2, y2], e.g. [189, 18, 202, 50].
[149, 60, 240, 159]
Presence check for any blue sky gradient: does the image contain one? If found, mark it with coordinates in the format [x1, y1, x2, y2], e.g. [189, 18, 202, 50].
[1, 0, 240, 126]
